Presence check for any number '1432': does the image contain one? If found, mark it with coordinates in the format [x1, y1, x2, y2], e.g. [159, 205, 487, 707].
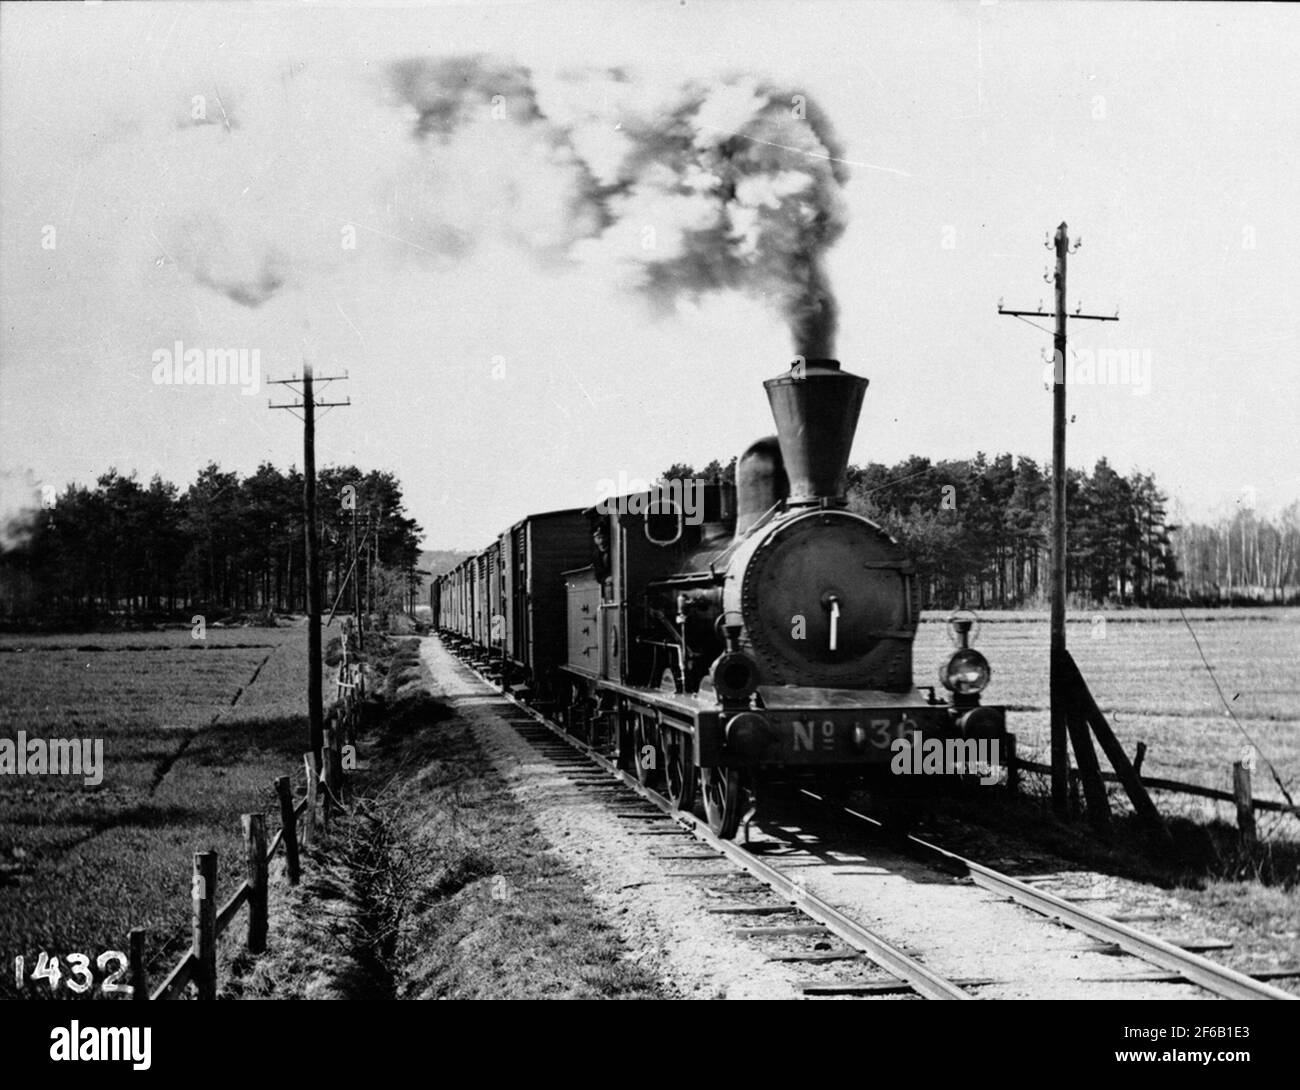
[14, 951, 132, 996]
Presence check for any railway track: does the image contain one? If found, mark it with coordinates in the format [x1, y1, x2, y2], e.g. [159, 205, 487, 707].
[800, 790, 1298, 1001]
[442, 639, 1295, 1001]
[505, 708, 972, 999]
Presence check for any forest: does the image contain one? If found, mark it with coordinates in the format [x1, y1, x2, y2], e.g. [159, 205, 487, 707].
[666, 454, 1299, 610]
[0, 463, 423, 625]
[4, 452, 1296, 625]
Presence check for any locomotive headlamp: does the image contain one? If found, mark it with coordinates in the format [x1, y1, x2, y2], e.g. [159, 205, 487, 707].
[940, 649, 991, 695]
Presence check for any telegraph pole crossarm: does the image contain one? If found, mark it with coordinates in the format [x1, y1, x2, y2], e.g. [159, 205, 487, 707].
[997, 222, 1118, 820]
[996, 307, 1118, 322]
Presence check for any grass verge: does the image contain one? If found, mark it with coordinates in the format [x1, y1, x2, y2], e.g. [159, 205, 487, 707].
[224, 640, 666, 1000]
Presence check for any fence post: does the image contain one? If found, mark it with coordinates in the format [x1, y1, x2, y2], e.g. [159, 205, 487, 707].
[192, 851, 217, 1000]
[338, 704, 351, 799]
[323, 718, 338, 820]
[129, 927, 148, 1002]
[274, 775, 301, 885]
[326, 713, 340, 803]
[1133, 741, 1147, 776]
[1233, 760, 1256, 851]
[243, 813, 268, 955]
[303, 752, 319, 846]
[328, 714, 345, 804]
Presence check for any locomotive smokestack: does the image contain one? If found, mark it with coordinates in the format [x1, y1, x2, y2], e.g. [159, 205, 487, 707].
[763, 359, 868, 506]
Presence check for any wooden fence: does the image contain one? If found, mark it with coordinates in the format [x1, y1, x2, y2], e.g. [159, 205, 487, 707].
[130, 653, 366, 1000]
[1013, 751, 1298, 848]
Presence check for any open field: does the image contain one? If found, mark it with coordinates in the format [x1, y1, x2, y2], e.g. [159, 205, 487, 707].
[0, 624, 325, 998]
[2, 609, 1295, 998]
[916, 608, 1300, 824]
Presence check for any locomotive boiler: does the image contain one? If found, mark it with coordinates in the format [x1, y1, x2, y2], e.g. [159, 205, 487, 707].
[435, 358, 1009, 839]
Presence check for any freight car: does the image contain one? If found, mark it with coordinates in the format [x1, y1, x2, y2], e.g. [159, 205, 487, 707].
[435, 510, 590, 703]
[435, 358, 1009, 838]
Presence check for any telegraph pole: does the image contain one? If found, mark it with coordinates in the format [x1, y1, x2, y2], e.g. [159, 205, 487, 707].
[352, 501, 364, 637]
[269, 363, 350, 760]
[998, 223, 1117, 816]
[365, 511, 374, 618]
[369, 505, 383, 622]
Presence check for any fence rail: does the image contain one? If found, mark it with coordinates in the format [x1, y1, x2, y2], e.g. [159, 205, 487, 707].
[1012, 755, 1299, 816]
[1014, 750, 1297, 852]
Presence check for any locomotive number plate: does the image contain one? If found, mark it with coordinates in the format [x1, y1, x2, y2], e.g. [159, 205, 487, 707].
[784, 712, 923, 757]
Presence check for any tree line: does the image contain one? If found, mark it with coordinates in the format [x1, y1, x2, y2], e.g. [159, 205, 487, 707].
[1172, 504, 1300, 604]
[6, 453, 1294, 624]
[845, 454, 1181, 609]
[0, 463, 423, 625]
[667, 453, 1297, 609]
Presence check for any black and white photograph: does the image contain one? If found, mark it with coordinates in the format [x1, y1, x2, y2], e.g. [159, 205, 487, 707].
[1, 0, 1297, 1062]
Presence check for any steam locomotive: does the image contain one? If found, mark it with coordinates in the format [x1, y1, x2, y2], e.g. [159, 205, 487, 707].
[433, 359, 1009, 838]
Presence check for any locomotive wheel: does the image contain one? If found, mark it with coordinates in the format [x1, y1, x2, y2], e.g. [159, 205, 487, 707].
[701, 766, 744, 839]
[660, 725, 696, 811]
[632, 714, 663, 788]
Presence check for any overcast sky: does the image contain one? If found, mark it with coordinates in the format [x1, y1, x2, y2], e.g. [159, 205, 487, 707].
[2, 0, 1297, 550]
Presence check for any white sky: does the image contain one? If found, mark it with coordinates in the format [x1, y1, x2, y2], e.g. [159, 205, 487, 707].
[2, 0, 1297, 549]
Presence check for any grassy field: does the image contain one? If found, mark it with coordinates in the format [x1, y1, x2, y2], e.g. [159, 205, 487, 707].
[915, 608, 1300, 823]
[3, 608, 1296, 999]
[0, 624, 324, 999]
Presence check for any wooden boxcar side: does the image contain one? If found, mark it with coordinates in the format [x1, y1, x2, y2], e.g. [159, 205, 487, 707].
[519, 509, 590, 689]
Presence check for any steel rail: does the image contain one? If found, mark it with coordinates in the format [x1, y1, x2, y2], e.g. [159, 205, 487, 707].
[823, 796, 1297, 1002]
[451, 651, 973, 1000]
